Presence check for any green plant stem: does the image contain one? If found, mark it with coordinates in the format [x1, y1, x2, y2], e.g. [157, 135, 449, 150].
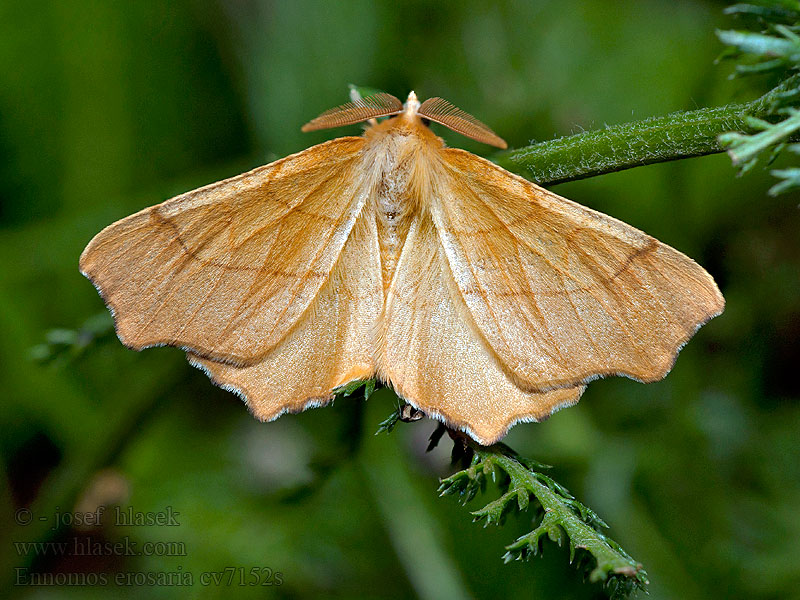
[493, 77, 800, 185]
[494, 104, 756, 184]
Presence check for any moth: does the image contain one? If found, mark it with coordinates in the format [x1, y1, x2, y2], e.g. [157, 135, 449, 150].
[80, 91, 724, 445]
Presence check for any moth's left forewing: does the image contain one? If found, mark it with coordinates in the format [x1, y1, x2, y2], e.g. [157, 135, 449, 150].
[430, 148, 724, 392]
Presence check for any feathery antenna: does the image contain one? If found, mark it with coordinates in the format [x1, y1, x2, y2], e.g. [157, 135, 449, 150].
[302, 93, 403, 132]
[418, 97, 507, 149]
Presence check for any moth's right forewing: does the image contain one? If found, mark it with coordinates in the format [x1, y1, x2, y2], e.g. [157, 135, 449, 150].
[430, 149, 724, 391]
[80, 137, 368, 364]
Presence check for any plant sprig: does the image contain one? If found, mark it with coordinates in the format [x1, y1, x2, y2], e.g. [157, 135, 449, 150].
[333, 378, 378, 402]
[380, 405, 648, 598]
[28, 311, 114, 365]
[717, 2, 800, 195]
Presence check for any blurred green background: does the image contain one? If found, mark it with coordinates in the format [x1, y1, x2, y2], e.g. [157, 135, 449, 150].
[1, 0, 798, 598]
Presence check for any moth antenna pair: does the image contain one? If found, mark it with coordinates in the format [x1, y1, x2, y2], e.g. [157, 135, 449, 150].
[301, 92, 508, 149]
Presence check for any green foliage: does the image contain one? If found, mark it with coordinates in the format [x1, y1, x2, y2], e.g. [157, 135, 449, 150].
[333, 378, 378, 402]
[4, 2, 800, 599]
[724, 2, 800, 24]
[437, 438, 647, 597]
[375, 401, 403, 434]
[373, 401, 646, 597]
[718, 1, 800, 194]
[494, 103, 763, 185]
[28, 311, 114, 365]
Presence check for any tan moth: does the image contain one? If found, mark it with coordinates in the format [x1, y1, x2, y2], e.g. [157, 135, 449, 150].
[80, 91, 724, 444]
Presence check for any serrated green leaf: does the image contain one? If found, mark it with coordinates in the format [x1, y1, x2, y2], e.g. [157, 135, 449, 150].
[743, 115, 775, 129]
[334, 379, 366, 397]
[440, 444, 648, 593]
[375, 408, 401, 435]
[334, 378, 381, 399]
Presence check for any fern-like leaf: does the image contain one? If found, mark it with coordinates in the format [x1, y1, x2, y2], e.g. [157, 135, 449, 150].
[438, 442, 648, 596]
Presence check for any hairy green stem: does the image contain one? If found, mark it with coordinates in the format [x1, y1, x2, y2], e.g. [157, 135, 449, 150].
[494, 76, 800, 185]
[494, 104, 756, 185]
